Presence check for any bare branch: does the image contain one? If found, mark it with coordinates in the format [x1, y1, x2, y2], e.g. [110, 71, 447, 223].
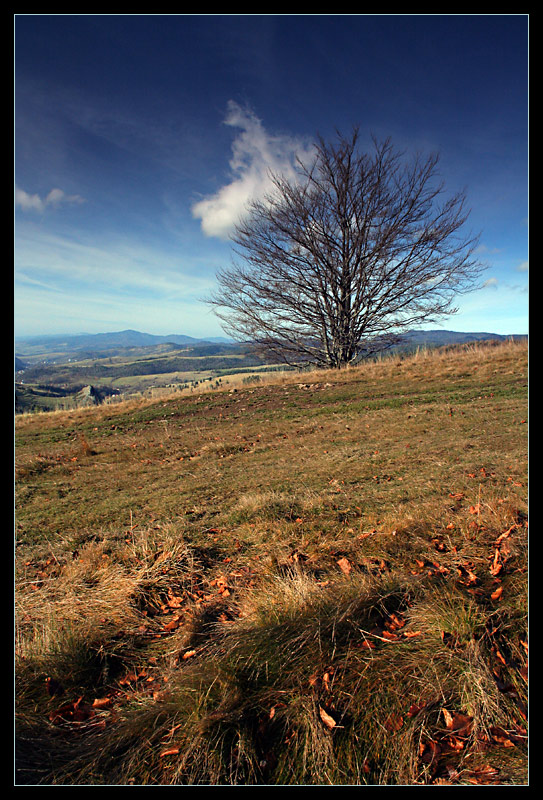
[207, 130, 486, 369]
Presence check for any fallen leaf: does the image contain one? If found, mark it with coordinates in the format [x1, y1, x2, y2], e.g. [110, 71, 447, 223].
[166, 589, 184, 608]
[490, 586, 503, 601]
[419, 739, 441, 765]
[489, 549, 503, 576]
[442, 708, 473, 735]
[337, 557, 352, 574]
[402, 630, 422, 639]
[160, 747, 180, 758]
[319, 706, 337, 730]
[490, 726, 515, 747]
[92, 697, 113, 709]
[163, 617, 182, 632]
[464, 765, 501, 784]
[384, 713, 403, 732]
[442, 734, 465, 752]
[385, 612, 406, 631]
[49, 696, 95, 724]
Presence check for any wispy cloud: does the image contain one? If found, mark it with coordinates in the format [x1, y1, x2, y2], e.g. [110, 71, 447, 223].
[516, 260, 528, 273]
[15, 185, 85, 213]
[15, 224, 216, 299]
[483, 277, 499, 289]
[14, 224, 221, 336]
[192, 101, 314, 240]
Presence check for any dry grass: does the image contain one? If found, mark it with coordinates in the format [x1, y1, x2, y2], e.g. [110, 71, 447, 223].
[15, 339, 528, 785]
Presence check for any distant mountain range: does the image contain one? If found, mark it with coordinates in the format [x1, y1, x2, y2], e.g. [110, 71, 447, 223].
[15, 327, 526, 358]
[15, 329, 235, 355]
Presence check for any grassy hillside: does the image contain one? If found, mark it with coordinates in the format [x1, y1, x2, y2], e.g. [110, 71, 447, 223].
[15, 339, 528, 785]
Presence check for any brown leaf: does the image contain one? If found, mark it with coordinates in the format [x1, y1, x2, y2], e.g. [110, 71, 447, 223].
[442, 708, 473, 735]
[166, 589, 184, 608]
[319, 706, 337, 730]
[322, 670, 333, 691]
[490, 726, 515, 748]
[419, 739, 441, 765]
[464, 765, 501, 784]
[380, 629, 399, 641]
[337, 557, 352, 575]
[49, 696, 95, 724]
[384, 712, 404, 732]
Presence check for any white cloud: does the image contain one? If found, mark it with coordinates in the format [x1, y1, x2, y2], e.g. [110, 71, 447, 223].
[192, 101, 313, 240]
[516, 260, 528, 273]
[15, 185, 85, 212]
[483, 277, 499, 289]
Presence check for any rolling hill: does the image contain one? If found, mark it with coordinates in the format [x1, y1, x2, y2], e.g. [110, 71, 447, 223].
[15, 337, 528, 784]
[14, 328, 527, 415]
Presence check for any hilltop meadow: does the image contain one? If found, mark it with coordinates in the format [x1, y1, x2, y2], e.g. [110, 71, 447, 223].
[15, 338, 528, 785]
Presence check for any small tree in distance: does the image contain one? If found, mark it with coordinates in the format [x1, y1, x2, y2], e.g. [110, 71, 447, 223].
[208, 129, 486, 369]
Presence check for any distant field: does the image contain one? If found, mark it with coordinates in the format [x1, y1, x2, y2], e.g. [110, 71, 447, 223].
[15, 341, 271, 412]
[15, 339, 528, 785]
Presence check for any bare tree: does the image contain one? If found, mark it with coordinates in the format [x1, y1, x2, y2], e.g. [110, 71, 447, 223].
[208, 129, 485, 369]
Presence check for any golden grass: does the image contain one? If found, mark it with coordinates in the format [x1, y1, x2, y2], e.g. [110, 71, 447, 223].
[15, 339, 528, 785]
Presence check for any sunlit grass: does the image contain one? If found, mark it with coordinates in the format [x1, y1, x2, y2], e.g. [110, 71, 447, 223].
[15, 339, 527, 784]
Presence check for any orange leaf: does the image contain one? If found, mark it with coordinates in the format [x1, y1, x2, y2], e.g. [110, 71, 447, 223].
[160, 747, 180, 758]
[322, 670, 333, 691]
[385, 612, 406, 631]
[490, 549, 502, 576]
[419, 739, 441, 765]
[402, 630, 422, 639]
[163, 616, 182, 632]
[380, 629, 399, 641]
[491, 585, 503, 601]
[319, 706, 337, 730]
[337, 557, 352, 575]
[92, 697, 113, 709]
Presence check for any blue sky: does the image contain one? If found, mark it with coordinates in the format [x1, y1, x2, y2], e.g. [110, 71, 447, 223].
[14, 14, 528, 339]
